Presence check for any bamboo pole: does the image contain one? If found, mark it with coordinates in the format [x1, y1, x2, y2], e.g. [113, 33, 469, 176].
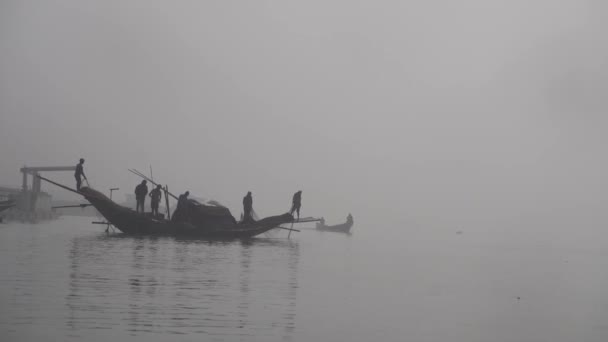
[289, 218, 322, 223]
[278, 226, 300, 232]
[51, 204, 92, 209]
[164, 185, 171, 220]
[37, 175, 82, 196]
[128, 169, 178, 200]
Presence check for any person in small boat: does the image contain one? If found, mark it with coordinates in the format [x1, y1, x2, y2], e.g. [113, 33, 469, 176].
[149, 184, 163, 217]
[290, 190, 302, 220]
[242, 191, 253, 223]
[134, 180, 148, 213]
[74, 158, 87, 191]
[347, 213, 353, 223]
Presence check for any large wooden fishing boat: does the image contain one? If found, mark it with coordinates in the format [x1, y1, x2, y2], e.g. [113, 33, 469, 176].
[316, 214, 354, 233]
[83, 187, 295, 238]
[39, 176, 295, 238]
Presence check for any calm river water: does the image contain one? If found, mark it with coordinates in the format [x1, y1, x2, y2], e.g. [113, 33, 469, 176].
[1, 216, 608, 342]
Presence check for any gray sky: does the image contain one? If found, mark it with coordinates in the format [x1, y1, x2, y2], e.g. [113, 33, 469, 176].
[1, 0, 607, 225]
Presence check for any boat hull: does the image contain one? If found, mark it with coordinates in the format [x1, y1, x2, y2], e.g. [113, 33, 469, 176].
[80, 188, 293, 238]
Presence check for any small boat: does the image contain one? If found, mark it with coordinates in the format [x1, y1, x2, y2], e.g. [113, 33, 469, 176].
[316, 214, 354, 233]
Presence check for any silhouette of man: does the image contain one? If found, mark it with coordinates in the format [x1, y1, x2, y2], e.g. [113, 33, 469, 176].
[74, 158, 87, 191]
[177, 191, 190, 210]
[149, 184, 163, 217]
[134, 180, 148, 213]
[171, 191, 190, 223]
[243, 191, 253, 223]
[290, 190, 302, 220]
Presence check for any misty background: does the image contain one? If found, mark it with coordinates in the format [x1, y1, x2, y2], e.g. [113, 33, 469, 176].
[1, 0, 607, 229]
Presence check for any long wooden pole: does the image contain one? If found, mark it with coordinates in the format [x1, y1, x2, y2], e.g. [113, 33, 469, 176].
[290, 217, 322, 223]
[164, 185, 171, 220]
[129, 169, 151, 182]
[51, 204, 92, 209]
[36, 175, 83, 196]
[128, 169, 178, 200]
[278, 226, 300, 232]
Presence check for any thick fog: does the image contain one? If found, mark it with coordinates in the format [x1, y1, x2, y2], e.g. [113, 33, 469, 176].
[1, 0, 607, 226]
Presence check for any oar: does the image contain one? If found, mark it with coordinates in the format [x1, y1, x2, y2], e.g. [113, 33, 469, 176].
[52, 204, 93, 209]
[277, 226, 300, 232]
[291, 217, 323, 223]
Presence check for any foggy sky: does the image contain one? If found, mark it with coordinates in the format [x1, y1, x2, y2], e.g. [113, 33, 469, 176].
[1, 0, 607, 226]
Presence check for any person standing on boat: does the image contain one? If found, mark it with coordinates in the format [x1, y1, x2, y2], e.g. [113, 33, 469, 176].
[177, 191, 189, 208]
[290, 190, 302, 220]
[242, 191, 253, 223]
[74, 158, 87, 191]
[134, 180, 148, 213]
[173, 191, 190, 221]
[149, 184, 163, 217]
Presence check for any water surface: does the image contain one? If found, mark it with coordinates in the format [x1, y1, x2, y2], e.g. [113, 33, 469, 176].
[1, 216, 607, 341]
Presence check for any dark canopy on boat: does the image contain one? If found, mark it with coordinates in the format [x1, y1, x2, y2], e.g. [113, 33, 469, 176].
[172, 198, 237, 227]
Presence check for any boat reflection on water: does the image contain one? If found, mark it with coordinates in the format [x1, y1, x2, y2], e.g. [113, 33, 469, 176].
[66, 234, 299, 341]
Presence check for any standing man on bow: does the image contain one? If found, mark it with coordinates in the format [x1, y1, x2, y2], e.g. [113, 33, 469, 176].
[74, 158, 87, 191]
[134, 180, 148, 213]
[290, 190, 302, 220]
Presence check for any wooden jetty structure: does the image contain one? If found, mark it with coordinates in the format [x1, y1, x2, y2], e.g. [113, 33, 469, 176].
[0, 200, 15, 214]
